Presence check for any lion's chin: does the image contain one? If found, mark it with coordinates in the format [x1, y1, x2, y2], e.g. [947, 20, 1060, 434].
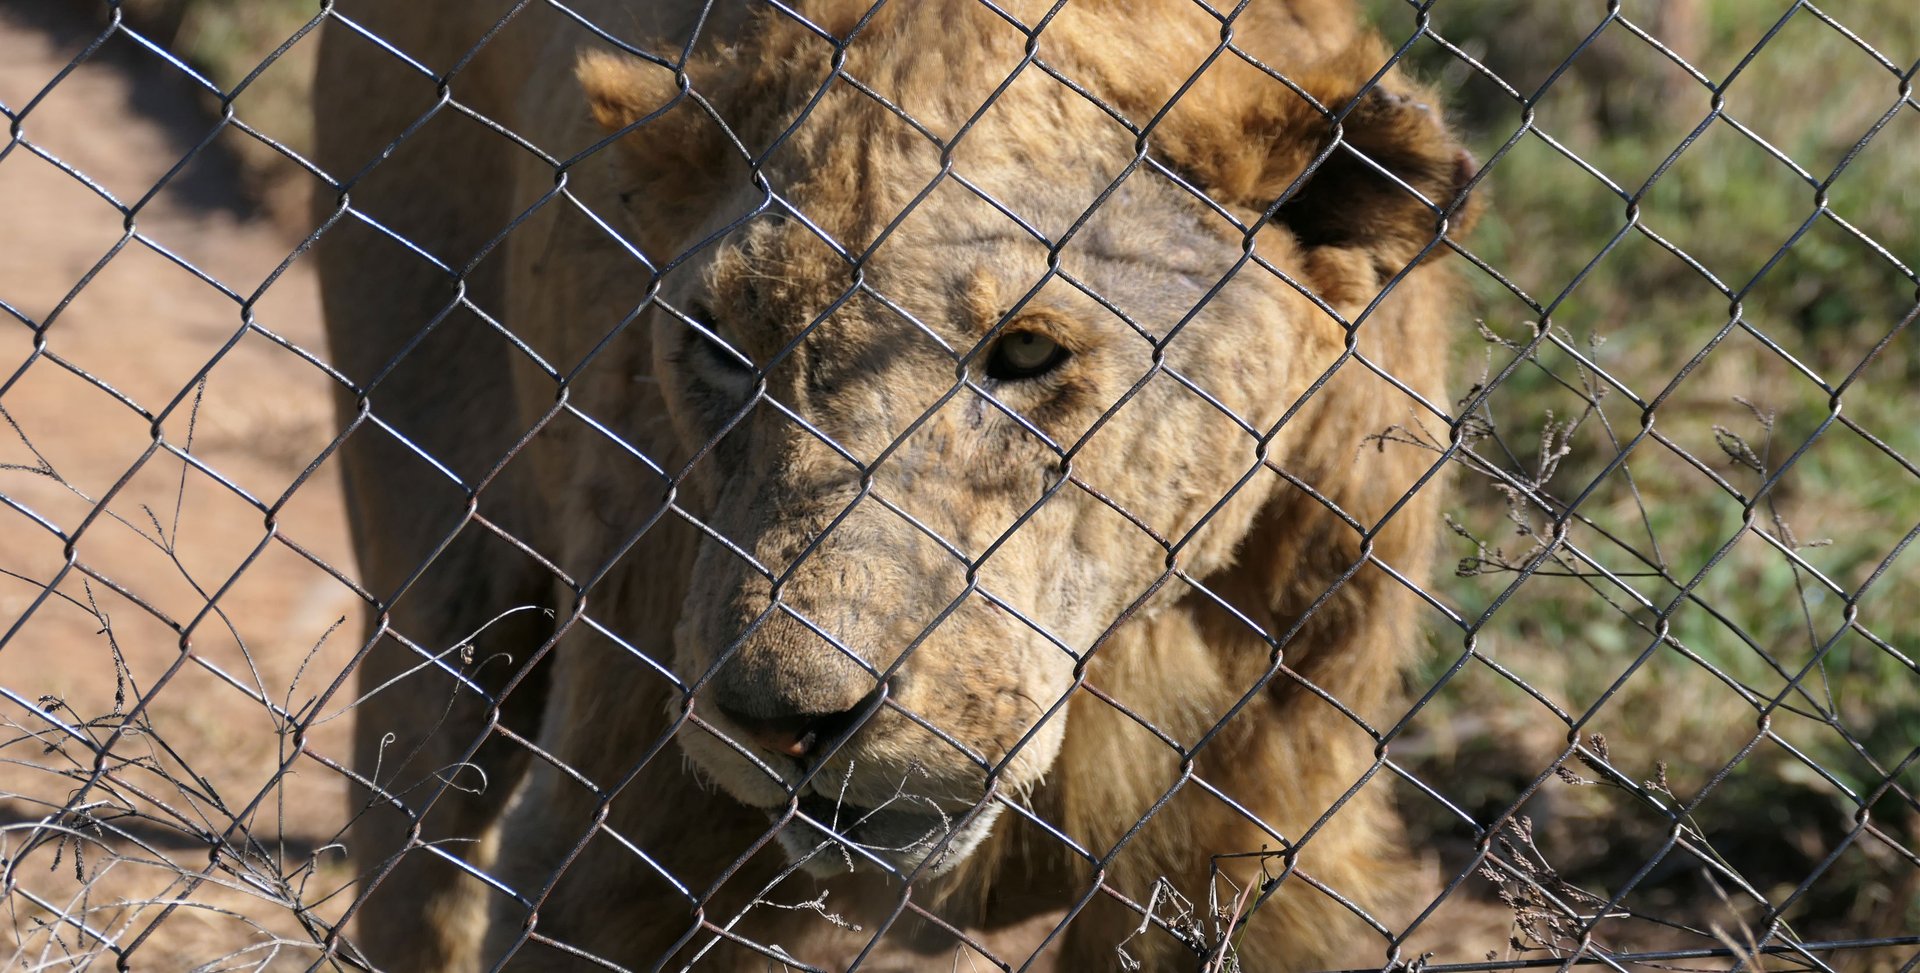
[677, 730, 1012, 877]
[773, 795, 1004, 879]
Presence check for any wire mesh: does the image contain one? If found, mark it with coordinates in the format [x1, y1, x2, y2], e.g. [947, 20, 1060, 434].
[1, 0, 1916, 971]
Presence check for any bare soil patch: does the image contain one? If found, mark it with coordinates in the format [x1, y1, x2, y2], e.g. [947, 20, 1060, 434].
[1, 3, 363, 968]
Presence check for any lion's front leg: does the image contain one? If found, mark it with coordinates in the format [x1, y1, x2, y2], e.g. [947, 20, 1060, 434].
[340, 541, 553, 972]
[1046, 780, 1412, 972]
[481, 751, 830, 971]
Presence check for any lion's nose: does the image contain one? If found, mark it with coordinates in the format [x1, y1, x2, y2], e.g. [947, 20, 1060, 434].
[715, 684, 884, 760]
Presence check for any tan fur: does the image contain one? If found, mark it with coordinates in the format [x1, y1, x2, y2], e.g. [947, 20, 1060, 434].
[313, 1, 1479, 970]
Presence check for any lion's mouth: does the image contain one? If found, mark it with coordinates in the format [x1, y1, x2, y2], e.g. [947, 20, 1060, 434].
[774, 793, 1002, 877]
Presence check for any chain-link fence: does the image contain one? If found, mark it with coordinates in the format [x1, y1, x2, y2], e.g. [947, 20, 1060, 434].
[2, 0, 1916, 970]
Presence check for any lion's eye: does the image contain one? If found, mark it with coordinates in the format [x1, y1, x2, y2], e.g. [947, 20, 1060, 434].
[985, 331, 1068, 381]
[689, 303, 753, 374]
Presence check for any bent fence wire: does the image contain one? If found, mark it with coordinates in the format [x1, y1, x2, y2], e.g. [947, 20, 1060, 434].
[1, 0, 1917, 970]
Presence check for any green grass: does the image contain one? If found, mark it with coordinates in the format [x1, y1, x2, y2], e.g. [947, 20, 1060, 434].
[1364, 0, 1920, 958]
[117, 0, 319, 209]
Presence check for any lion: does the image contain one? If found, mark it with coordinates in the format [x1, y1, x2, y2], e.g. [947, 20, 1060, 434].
[311, 0, 1479, 970]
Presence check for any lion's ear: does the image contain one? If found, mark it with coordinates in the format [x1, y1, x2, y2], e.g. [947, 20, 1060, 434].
[577, 49, 681, 135]
[576, 50, 743, 239]
[1161, 39, 1479, 283]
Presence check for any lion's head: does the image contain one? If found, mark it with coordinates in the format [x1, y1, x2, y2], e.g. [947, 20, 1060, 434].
[574, 0, 1475, 876]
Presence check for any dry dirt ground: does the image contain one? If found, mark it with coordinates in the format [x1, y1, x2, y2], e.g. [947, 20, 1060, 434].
[0, 3, 366, 968]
